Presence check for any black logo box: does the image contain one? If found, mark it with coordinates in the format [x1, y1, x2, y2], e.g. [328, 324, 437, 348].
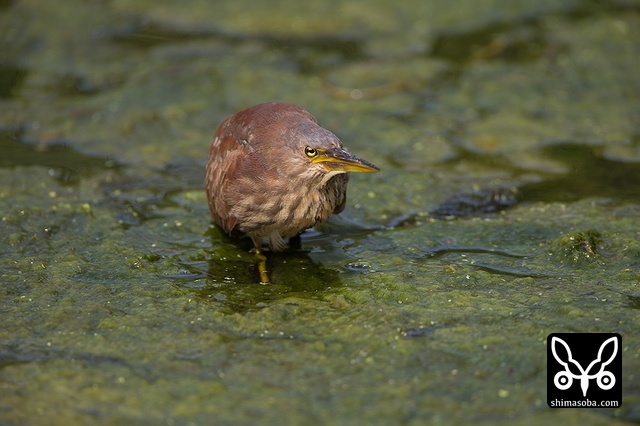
[547, 333, 622, 407]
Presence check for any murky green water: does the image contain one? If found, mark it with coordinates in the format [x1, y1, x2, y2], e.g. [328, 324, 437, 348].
[1, 0, 639, 424]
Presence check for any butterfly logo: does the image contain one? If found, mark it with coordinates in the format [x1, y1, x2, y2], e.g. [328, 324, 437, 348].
[551, 335, 617, 397]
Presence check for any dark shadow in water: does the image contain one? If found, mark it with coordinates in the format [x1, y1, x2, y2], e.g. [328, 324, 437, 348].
[519, 143, 640, 203]
[0, 128, 120, 184]
[107, 17, 364, 74]
[429, 0, 640, 64]
[624, 294, 640, 310]
[0, 341, 132, 370]
[429, 188, 519, 219]
[430, 13, 549, 64]
[427, 141, 640, 217]
[109, 17, 363, 51]
[425, 141, 640, 221]
[0, 63, 27, 98]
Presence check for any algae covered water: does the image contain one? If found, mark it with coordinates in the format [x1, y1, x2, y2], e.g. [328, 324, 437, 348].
[1, 1, 639, 424]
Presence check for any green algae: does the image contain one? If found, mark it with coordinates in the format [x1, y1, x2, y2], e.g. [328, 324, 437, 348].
[549, 229, 602, 265]
[1, 0, 640, 425]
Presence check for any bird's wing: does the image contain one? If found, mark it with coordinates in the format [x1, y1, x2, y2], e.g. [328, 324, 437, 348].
[206, 129, 248, 234]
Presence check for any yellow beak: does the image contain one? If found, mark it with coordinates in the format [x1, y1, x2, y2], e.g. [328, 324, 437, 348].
[311, 148, 380, 173]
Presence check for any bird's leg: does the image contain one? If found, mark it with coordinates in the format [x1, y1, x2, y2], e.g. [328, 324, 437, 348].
[256, 250, 270, 284]
[250, 248, 270, 284]
[289, 234, 302, 250]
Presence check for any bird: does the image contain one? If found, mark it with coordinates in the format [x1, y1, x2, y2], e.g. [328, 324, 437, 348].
[205, 102, 379, 283]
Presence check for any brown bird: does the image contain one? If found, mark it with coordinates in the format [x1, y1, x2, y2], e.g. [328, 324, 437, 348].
[205, 102, 379, 282]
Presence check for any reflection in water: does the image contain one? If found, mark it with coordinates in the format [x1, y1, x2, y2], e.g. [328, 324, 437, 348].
[178, 251, 345, 314]
[166, 222, 358, 313]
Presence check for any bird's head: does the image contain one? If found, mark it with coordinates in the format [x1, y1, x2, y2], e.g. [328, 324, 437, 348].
[273, 107, 380, 182]
[296, 122, 378, 173]
[232, 102, 379, 185]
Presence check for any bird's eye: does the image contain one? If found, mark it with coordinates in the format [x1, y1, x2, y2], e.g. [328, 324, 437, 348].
[304, 146, 318, 158]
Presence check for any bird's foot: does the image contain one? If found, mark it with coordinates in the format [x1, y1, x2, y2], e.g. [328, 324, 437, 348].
[251, 248, 270, 284]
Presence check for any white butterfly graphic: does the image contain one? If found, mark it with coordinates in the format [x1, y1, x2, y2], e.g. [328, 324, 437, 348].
[551, 336, 617, 397]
